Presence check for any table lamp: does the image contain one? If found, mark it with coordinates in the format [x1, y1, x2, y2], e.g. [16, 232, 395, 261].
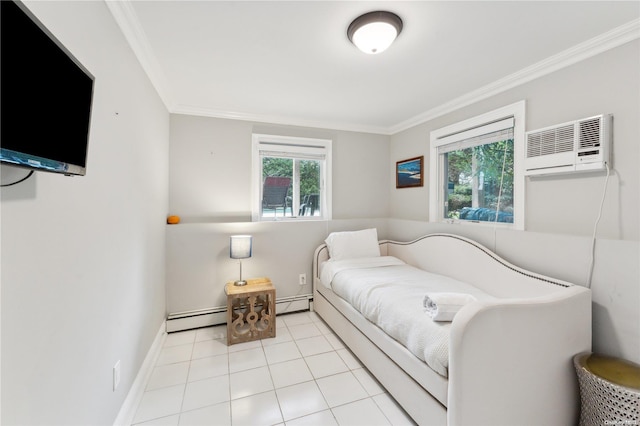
[230, 235, 252, 286]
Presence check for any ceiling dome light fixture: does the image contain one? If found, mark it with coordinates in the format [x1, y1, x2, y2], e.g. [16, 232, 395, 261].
[347, 11, 403, 55]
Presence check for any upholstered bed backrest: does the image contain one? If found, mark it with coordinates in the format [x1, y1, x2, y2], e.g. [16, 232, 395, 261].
[385, 234, 575, 298]
[314, 233, 577, 298]
[313, 244, 329, 281]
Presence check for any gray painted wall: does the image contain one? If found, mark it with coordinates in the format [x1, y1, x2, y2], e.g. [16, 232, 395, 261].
[0, 1, 169, 424]
[166, 41, 638, 365]
[167, 115, 391, 314]
[389, 41, 640, 363]
[168, 33, 639, 376]
[166, 219, 389, 315]
[1, 3, 636, 425]
[169, 115, 391, 221]
[390, 41, 639, 241]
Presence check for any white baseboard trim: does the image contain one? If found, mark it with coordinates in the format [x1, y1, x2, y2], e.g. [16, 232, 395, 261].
[166, 295, 312, 333]
[113, 320, 167, 426]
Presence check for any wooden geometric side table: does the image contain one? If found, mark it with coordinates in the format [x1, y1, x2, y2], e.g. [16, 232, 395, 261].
[225, 277, 276, 346]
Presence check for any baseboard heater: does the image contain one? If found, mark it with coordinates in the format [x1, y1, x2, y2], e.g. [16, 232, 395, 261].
[166, 294, 313, 333]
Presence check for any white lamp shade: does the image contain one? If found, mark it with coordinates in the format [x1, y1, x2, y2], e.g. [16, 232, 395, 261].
[230, 235, 252, 259]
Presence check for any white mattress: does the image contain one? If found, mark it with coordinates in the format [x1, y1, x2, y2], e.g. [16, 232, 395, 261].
[320, 256, 495, 377]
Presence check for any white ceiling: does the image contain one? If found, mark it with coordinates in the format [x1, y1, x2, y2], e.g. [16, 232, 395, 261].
[109, 1, 640, 134]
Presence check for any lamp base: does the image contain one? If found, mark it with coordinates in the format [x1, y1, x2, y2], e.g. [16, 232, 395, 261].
[234, 280, 247, 286]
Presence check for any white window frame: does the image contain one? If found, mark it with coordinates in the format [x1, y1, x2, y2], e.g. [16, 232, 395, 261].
[252, 134, 332, 222]
[429, 101, 526, 230]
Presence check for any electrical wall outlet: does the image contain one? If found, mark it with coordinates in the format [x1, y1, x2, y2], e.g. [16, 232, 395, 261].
[113, 360, 121, 391]
[299, 273, 307, 286]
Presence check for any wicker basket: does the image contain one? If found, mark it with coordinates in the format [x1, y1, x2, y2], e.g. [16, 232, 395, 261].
[574, 352, 640, 426]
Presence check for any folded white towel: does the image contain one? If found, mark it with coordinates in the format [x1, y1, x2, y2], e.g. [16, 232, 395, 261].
[423, 293, 477, 322]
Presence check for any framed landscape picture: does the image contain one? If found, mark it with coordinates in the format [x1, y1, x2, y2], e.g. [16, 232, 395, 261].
[396, 156, 424, 188]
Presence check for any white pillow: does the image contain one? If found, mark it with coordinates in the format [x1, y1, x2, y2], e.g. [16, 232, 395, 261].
[325, 228, 380, 261]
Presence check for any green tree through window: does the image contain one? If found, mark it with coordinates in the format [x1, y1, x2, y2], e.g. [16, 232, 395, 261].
[445, 139, 514, 221]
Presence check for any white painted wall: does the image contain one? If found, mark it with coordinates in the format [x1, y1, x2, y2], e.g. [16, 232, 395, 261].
[389, 41, 640, 364]
[0, 1, 169, 424]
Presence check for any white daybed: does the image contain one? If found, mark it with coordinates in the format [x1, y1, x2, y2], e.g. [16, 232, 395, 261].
[312, 232, 591, 426]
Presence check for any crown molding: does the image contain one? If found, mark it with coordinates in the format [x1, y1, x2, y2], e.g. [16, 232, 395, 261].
[106, 1, 638, 136]
[171, 104, 392, 135]
[105, 0, 389, 134]
[389, 18, 640, 135]
[105, 0, 174, 108]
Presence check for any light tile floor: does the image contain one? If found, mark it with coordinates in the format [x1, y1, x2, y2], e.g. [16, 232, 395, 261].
[132, 311, 416, 426]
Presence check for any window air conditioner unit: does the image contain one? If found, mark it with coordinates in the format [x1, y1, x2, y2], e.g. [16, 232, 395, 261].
[525, 114, 612, 176]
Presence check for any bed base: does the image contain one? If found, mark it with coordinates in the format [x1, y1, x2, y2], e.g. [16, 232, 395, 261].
[314, 287, 447, 425]
[313, 233, 592, 426]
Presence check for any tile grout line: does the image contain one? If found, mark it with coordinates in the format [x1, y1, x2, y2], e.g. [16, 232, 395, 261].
[227, 334, 233, 426]
[268, 318, 291, 425]
[132, 313, 411, 425]
[176, 334, 197, 424]
[285, 314, 340, 425]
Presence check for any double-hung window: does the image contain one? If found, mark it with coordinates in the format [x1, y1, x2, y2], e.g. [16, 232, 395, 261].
[429, 101, 525, 229]
[252, 134, 332, 221]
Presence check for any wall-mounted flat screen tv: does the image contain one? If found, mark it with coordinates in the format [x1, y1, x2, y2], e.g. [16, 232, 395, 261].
[1, 0, 94, 176]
